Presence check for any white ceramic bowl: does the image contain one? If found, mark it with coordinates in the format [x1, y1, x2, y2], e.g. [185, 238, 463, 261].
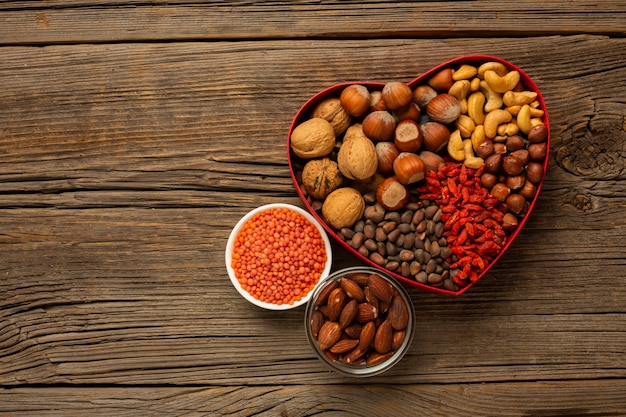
[225, 203, 333, 310]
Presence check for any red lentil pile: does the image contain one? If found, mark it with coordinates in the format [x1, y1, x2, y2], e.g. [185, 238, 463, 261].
[231, 207, 327, 305]
[419, 163, 506, 287]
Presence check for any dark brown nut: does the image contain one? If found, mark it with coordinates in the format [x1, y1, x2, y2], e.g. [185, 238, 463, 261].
[528, 142, 547, 161]
[505, 135, 525, 152]
[475, 139, 495, 159]
[510, 149, 530, 165]
[421, 121, 451, 153]
[526, 162, 544, 184]
[519, 180, 537, 199]
[326, 287, 347, 322]
[357, 303, 378, 323]
[502, 155, 524, 176]
[528, 123, 548, 143]
[340, 277, 365, 302]
[506, 175, 526, 191]
[314, 281, 338, 308]
[317, 321, 342, 351]
[310, 310, 324, 337]
[339, 299, 359, 329]
[502, 212, 519, 231]
[491, 183, 511, 202]
[330, 338, 359, 354]
[484, 153, 503, 174]
[506, 193, 527, 214]
[358, 321, 377, 350]
[344, 323, 363, 339]
[368, 273, 393, 304]
[481, 172, 498, 189]
[362, 110, 396, 142]
[343, 347, 367, 364]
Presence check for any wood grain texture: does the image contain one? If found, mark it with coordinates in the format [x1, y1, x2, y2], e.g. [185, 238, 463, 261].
[1, 1, 625, 415]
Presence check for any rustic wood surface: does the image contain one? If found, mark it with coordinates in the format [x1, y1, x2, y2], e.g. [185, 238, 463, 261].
[1, 1, 625, 416]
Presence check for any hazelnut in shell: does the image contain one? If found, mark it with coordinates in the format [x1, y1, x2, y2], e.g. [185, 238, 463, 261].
[421, 121, 451, 153]
[312, 97, 352, 136]
[412, 84, 437, 109]
[291, 117, 336, 159]
[301, 158, 344, 200]
[419, 150, 445, 172]
[376, 177, 409, 211]
[382, 82, 413, 111]
[340, 84, 371, 117]
[393, 152, 426, 185]
[426, 94, 462, 124]
[362, 111, 396, 142]
[322, 187, 365, 229]
[393, 119, 423, 153]
[375, 141, 400, 173]
[428, 68, 455, 92]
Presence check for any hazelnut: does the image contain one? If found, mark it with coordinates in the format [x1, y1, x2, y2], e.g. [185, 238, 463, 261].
[491, 183, 511, 202]
[393, 152, 425, 185]
[493, 143, 507, 154]
[528, 142, 547, 162]
[301, 158, 344, 200]
[502, 212, 519, 231]
[525, 162, 544, 184]
[510, 149, 530, 165]
[393, 119, 423, 152]
[418, 150, 445, 172]
[290, 117, 336, 159]
[519, 180, 537, 199]
[528, 123, 548, 143]
[484, 153, 504, 174]
[506, 193, 526, 214]
[475, 140, 495, 159]
[376, 177, 409, 211]
[337, 133, 378, 180]
[502, 155, 524, 176]
[505, 135, 525, 152]
[506, 175, 525, 191]
[481, 172, 498, 189]
[412, 85, 437, 109]
[382, 82, 413, 111]
[426, 94, 461, 124]
[375, 141, 400, 173]
[362, 111, 396, 142]
[428, 68, 454, 92]
[421, 121, 451, 152]
[340, 84, 371, 117]
[322, 187, 365, 229]
[395, 102, 421, 122]
[312, 97, 351, 136]
[369, 91, 387, 112]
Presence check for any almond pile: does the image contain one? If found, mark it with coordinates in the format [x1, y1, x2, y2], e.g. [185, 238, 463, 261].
[310, 271, 411, 366]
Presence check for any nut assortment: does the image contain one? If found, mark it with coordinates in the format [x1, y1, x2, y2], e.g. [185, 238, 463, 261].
[307, 268, 414, 372]
[289, 56, 549, 293]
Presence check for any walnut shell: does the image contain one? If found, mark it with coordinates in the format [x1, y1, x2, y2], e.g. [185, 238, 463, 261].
[322, 187, 365, 229]
[312, 98, 352, 136]
[290, 117, 336, 159]
[337, 126, 378, 180]
[301, 158, 344, 200]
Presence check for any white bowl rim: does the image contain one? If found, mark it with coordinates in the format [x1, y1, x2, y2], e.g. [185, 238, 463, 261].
[225, 203, 333, 310]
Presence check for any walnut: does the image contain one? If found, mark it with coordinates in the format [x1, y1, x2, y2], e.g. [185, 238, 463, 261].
[322, 187, 365, 229]
[337, 125, 378, 180]
[301, 158, 344, 200]
[312, 98, 352, 136]
[290, 117, 336, 159]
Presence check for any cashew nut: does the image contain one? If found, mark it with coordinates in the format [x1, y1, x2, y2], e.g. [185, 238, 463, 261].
[470, 77, 481, 92]
[484, 109, 512, 138]
[447, 129, 465, 161]
[477, 61, 508, 79]
[484, 70, 521, 94]
[497, 122, 520, 137]
[503, 91, 537, 107]
[530, 117, 544, 128]
[452, 64, 478, 81]
[516, 104, 533, 134]
[480, 80, 504, 113]
[463, 139, 484, 169]
[448, 80, 470, 114]
[471, 124, 486, 151]
[467, 91, 486, 125]
[456, 114, 475, 138]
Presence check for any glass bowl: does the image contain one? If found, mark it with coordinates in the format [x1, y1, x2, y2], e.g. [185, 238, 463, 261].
[304, 266, 415, 376]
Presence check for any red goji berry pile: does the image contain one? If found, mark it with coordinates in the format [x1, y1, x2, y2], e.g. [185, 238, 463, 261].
[418, 163, 506, 287]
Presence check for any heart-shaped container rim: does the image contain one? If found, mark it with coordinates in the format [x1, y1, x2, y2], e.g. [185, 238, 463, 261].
[287, 55, 550, 296]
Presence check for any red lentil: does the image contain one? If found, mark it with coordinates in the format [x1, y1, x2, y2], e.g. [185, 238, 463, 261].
[231, 207, 327, 305]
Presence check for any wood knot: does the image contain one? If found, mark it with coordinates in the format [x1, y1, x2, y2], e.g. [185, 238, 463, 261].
[555, 122, 626, 180]
[571, 193, 593, 212]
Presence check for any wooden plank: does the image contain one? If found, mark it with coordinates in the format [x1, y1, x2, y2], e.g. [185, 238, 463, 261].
[1, 382, 626, 416]
[0, 1, 625, 45]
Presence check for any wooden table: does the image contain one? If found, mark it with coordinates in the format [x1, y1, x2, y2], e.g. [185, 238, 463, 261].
[1, 1, 625, 415]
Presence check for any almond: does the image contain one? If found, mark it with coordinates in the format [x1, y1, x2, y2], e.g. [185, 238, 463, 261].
[388, 294, 409, 331]
[392, 329, 406, 351]
[310, 310, 324, 337]
[330, 338, 359, 354]
[343, 347, 366, 364]
[368, 273, 393, 304]
[317, 321, 341, 351]
[358, 321, 376, 350]
[356, 302, 378, 323]
[374, 320, 393, 354]
[364, 286, 380, 311]
[339, 299, 358, 329]
[326, 287, 347, 322]
[344, 323, 363, 339]
[366, 351, 394, 366]
[349, 272, 370, 286]
[340, 277, 365, 302]
[314, 280, 338, 308]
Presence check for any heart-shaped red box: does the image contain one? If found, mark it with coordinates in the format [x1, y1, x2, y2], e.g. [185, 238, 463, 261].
[287, 55, 550, 295]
